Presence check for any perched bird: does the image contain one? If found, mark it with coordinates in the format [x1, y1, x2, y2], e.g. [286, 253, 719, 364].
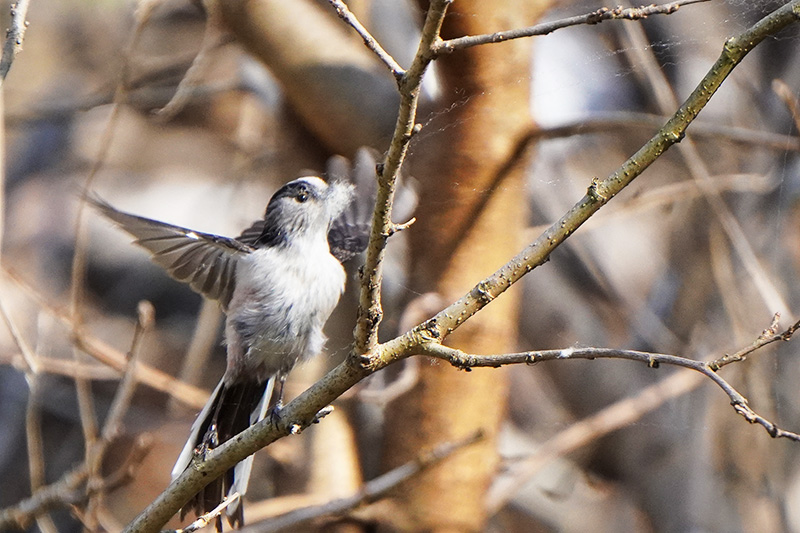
[91, 172, 370, 529]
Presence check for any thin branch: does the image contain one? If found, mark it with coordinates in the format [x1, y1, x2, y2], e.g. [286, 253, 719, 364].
[620, 12, 789, 317]
[0, 0, 32, 83]
[377, 0, 800, 362]
[84, 302, 155, 527]
[0, 466, 88, 530]
[532, 111, 800, 152]
[353, 0, 451, 353]
[155, 1, 224, 120]
[1, 265, 210, 408]
[122, 4, 800, 531]
[71, 0, 160, 323]
[417, 317, 800, 442]
[433, 0, 710, 54]
[0, 0, 30, 259]
[773, 78, 800, 133]
[0, 435, 151, 530]
[0, 292, 37, 373]
[238, 431, 483, 533]
[708, 313, 800, 370]
[170, 494, 240, 533]
[325, 0, 405, 79]
[69, 0, 162, 472]
[487, 370, 705, 512]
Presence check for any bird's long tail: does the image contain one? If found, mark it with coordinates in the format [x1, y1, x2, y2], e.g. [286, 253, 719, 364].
[172, 375, 275, 530]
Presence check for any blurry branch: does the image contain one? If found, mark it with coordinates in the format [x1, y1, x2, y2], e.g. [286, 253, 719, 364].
[0, 436, 150, 530]
[238, 431, 483, 533]
[773, 78, 800, 132]
[84, 302, 155, 529]
[433, 0, 710, 54]
[123, 3, 800, 532]
[533, 111, 800, 152]
[620, 15, 789, 318]
[1, 351, 120, 380]
[70, 0, 160, 323]
[69, 0, 162, 477]
[1, 265, 209, 408]
[0, 0, 32, 83]
[326, 0, 404, 78]
[156, 1, 224, 120]
[0, 295, 57, 531]
[0, 301, 155, 529]
[418, 314, 800, 442]
[488, 370, 705, 512]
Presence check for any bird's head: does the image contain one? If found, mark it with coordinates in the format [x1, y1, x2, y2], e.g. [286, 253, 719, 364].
[257, 176, 354, 247]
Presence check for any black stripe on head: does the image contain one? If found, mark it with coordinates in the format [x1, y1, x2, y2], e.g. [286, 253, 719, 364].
[254, 178, 322, 248]
[267, 180, 319, 210]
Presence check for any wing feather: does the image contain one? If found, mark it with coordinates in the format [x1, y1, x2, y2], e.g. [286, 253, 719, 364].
[89, 196, 252, 310]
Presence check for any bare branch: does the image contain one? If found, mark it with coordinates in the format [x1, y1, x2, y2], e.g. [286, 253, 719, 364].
[0, 0, 32, 83]
[0, 435, 150, 530]
[238, 431, 483, 533]
[155, 2, 224, 120]
[488, 370, 705, 512]
[84, 301, 155, 527]
[325, 0, 405, 79]
[171, 494, 240, 533]
[531, 111, 800, 152]
[708, 314, 800, 370]
[121, 3, 800, 531]
[620, 13, 789, 317]
[773, 78, 800, 133]
[378, 0, 800, 360]
[1, 265, 209, 408]
[434, 0, 710, 55]
[0, 466, 88, 530]
[353, 0, 452, 353]
[417, 316, 800, 442]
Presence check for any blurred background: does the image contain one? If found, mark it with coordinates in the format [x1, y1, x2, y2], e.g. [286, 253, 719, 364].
[1, 0, 800, 531]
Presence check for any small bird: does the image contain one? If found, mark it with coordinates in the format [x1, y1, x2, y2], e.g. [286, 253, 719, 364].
[91, 172, 370, 529]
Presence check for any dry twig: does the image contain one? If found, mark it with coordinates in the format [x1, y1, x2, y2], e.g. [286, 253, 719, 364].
[418, 315, 800, 442]
[122, 2, 800, 531]
[238, 431, 483, 533]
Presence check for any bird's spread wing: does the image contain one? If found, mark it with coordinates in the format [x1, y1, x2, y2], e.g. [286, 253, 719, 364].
[235, 218, 267, 247]
[89, 196, 253, 310]
[325, 147, 417, 263]
[325, 149, 377, 263]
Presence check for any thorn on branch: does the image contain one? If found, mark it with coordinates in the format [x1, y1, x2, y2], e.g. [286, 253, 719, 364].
[387, 217, 416, 237]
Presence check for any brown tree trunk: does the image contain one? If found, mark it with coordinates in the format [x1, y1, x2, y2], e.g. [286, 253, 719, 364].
[381, 1, 551, 531]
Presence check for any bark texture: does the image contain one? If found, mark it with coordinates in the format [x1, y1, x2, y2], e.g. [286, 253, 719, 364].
[380, 1, 552, 531]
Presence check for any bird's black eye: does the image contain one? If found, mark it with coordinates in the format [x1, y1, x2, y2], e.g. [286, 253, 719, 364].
[296, 190, 309, 203]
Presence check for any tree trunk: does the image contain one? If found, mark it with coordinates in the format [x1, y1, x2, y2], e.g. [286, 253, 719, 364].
[381, 1, 552, 531]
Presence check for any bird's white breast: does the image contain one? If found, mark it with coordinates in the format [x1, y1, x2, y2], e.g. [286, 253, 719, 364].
[224, 237, 346, 380]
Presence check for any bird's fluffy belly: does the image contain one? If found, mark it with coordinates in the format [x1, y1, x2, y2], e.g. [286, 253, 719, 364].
[224, 246, 345, 380]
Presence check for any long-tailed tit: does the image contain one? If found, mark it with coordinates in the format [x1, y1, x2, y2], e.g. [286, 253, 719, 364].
[92, 172, 369, 529]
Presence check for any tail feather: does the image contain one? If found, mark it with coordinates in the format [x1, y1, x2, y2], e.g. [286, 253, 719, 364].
[172, 376, 276, 530]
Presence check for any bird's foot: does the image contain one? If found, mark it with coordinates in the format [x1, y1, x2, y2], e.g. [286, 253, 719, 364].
[268, 400, 283, 426]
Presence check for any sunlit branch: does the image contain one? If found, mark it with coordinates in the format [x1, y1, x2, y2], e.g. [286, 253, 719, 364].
[353, 0, 451, 353]
[326, 0, 405, 79]
[120, 3, 800, 531]
[0, 0, 32, 83]
[238, 431, 482, 533]
[417, 316, 800, 442]
[434, 0, 711, 54]
[380, 0, 800, 358]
